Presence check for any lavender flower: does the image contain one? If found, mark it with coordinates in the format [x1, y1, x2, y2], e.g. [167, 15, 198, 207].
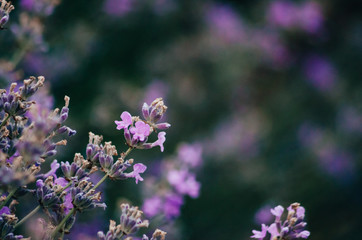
[97, 203, 149, 239]
[142, 229, 167, 240]
[124, 163, 147, 184]
[115, 98, 170, 152]
[0, 0, 14, 29]
[115, 111, 133, 130]
[251, 203, 310, 239]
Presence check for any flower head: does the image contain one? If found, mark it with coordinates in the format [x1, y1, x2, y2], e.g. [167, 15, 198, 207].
[130, 121, 151, 142]
[115, 111, 133, 130]
[126, 163, 147, 184]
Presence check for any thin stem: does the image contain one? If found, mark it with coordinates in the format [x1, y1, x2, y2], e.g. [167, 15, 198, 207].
[91, 173, 109, 191]
[58, 181, 72, 193]
[51, 208, 76, 238]
[11, 41, 31, 68]
[15, 205, 40, 228]
[123, 147, 133, 158]
[0, 188, 17, 209]
[0, 114, 11, 128]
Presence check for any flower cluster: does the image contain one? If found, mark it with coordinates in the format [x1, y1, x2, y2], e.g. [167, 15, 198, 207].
[97, 203, 150, 240]
[0, 0, 14, 29]
[142, 143, 202, 219]
[115, 98, 170, 152]
[251, 203, 310, 240]
[0, 77, 75, 190]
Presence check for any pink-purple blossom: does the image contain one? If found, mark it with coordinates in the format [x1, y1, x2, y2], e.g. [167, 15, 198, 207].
[271, 205, 284, 221]
[177, 143, 202, 167]
[167, 169, 201, 198]
[126, 163, 147, 184]
[130, 121, 151, 141]
[151, 132, 166, 152]
[115, 111, 133, 130]
[251, 224, 268, 239]
[43, 159, 60, 178]
[143, 196, 162, 217]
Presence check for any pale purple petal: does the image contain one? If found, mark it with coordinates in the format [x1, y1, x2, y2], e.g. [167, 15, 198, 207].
[251, 224, 268, 239]
[271, 205, 284, 220]
[297, 206, 305, 219]
[43, 160, 60, 178]
[297, 230, 310, 238]
[127, 163, 147, 184]
[151, 132, 166, 152]
[130, 121, 151, 141]
[268, 223, 280, 238]
[115, 111, 133, 130]
[54, 177, 68, 187]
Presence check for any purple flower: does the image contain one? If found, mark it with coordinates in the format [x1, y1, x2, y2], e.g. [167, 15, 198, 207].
[130, 121, 151, 141]
[0, 206, 10, 215]
[103, 0, 134, 17]
[254, 205, 273, 224]
[297, 231, 311, 238]
[206, 4, 244, 42]
[164, 193, 183, 219]
[115, 111, 133, 130]
[143, 196, 162, 217]
[267, 1, 297, 28]
[251, 224, 268, 239]
[151, 132, 166, 152]
[298, 2, 323, 33]
[167, 170, 201, 198]
[126, 163, 147, 184]
[43, 159, 60, 178]
[303, 55, 336, 92]
[271, 205, 284, 221]
[177, 143, 202, 167]
[54, 177, 68, 187]
[268, 223, 280, 238]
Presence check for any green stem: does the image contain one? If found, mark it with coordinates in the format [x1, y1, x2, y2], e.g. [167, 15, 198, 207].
[91, 173, 109, 191]
[0, 114, 11, 128]
[11, 42, 30, 68]
[0, 188, 17, 209]
[15, 205, 40, 229]
[51, 208, 75, 238]
[58, 181, 72, 193]
[123, 147, 133, 158]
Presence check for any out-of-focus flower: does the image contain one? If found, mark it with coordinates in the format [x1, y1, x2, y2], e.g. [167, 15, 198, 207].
[303, 55, 336, 92]
[177, 143, 202, 167]
[267, 1, 323, 34]
[103, 0, 134, 17]
[143, 196, 162, 218]
[254, 205, 273, 225]
[267, 1, 296, 28]
[163, 193, 183, 219]
[0, 0, 14, 29]
[20, 0, 60, 16]
[205, 4, 244, 43]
